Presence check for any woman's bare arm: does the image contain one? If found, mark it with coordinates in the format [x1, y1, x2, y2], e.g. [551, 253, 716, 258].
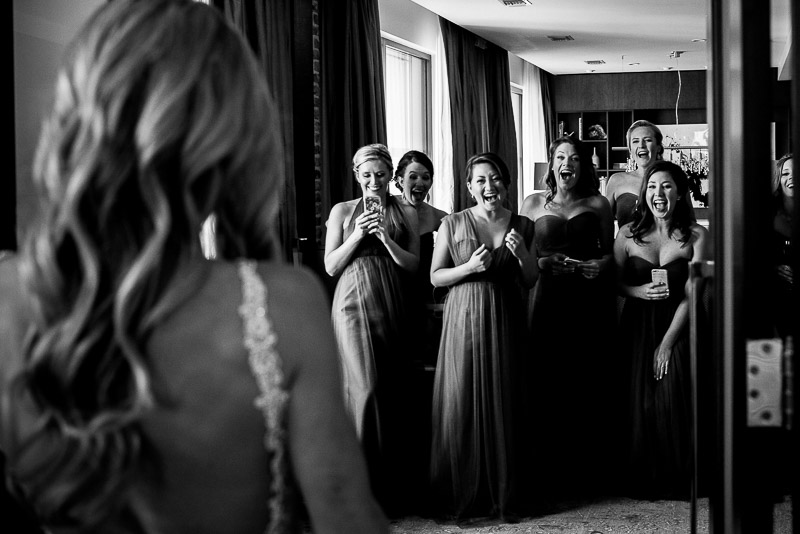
[324, 202, 380, 277]
[377, 204, 419, 273]
[269, 265, 388, 533]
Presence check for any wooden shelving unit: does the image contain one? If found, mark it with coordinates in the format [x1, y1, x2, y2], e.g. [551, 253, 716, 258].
[556, 110, 634, 178]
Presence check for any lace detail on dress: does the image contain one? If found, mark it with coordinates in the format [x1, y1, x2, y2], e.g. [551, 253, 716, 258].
[237, 260, 291, 534]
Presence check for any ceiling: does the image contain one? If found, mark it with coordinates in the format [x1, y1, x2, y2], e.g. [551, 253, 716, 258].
[409, 0, 792, 76]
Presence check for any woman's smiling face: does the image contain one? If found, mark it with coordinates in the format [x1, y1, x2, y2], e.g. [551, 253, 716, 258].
[552, 142, 581, 191]
[399, 161, 433, 206]
[355, 159, 391, 197]
[646, 170, 680, 220]
[780, 157, 794, 198]
[629, 126, 661, 169]
[468, 162, 506, 211]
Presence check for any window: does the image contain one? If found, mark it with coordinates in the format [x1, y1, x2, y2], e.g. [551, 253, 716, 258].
[382, 39, 432, 173]
[510, 84, 523, 208]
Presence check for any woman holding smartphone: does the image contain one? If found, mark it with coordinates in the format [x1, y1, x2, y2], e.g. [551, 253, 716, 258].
[613, 160, 708, 499]
[325, 143, 419, 515]
[519, 135, 617, 499]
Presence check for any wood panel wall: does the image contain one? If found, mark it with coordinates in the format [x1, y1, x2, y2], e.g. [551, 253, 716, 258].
[553, 70, 707, 112]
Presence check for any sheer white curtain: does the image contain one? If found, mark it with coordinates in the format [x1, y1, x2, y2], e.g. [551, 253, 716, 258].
[522, 61, 548, 198]
[430, 29, 453, 214]
[384, 47, 414, 171]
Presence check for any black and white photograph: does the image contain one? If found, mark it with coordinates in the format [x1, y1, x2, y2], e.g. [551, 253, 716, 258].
[2, 0, 797, 533]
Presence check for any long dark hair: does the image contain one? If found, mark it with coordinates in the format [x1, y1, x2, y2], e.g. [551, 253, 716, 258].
[628, 160, 695, 245]
[543, 135, 599, 204]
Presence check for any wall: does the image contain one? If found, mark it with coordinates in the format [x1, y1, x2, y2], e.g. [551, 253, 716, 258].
[553, 70, 707, 112]
[378, 0, 439, 53]
[508, 52, 524, 86]
[13, 0, 104, 243]
[378, 0, 525, 85]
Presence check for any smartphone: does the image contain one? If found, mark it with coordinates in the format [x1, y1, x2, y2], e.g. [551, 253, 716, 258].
[564, 257, 582, 265]
[364, 196, 381, 214]
[651, 268, 669, 289]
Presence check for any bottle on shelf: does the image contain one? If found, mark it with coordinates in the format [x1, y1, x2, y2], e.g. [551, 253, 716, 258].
[592, 147, 600, 169]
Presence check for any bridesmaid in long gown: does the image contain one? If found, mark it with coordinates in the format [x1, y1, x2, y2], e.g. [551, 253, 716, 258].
[324, 143, 420, 514]
[604, 120, 665, 228]
[393, 150, 448, 362]
[613, 161, 708, 499]
[429, 153, 537, 520]
[519, 135, 617, 499]
[769, 153, 795, 339]
[391, 150, 447, 512]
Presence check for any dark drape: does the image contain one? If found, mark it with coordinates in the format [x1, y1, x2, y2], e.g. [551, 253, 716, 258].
[319, 0, 387, 215]
[440, 17, 519, 213]
[540, 69, 557, 148]
[211, 0, 297, 261]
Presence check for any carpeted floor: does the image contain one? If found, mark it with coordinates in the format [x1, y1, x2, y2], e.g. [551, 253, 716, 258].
[388, 496, 794, 534]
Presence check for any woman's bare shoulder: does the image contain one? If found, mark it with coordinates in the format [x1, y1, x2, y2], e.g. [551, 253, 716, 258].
[607, 171, 641, 194]
[329, 199, 359, 221]
[615, 222, 634, 241]
[586, 193, 612, 211]
[520, 191, 546, 218]
[688, 222, 710, 248]
[431, 205, 448, 221]
[398, 201, 418, 219]
[607, 170, 629, 184]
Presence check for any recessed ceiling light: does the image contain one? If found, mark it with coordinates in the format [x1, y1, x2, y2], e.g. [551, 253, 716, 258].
[663, 66, 674, 70]
[628, 62, 640, 66]
[585, 60, 606, 65]
[585, 69, 595, 73]
[692, 38, 707, 43]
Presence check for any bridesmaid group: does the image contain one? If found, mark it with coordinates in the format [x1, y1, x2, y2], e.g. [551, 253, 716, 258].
[324, 126, 709, 519]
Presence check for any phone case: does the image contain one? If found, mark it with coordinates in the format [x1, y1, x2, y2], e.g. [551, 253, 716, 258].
[564, 257, 582, 265]
[651, 268, 669, 289]
[364, 196, 381, 213]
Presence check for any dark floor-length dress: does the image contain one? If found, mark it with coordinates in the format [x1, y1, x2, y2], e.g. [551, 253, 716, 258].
[331, 195, 412, 512]
[412, 231, 444, 364]
[620, 256, 691, 499]
[430, 210, 533, 519]
[615, 192, 638, 227]
[404, 229, 442, 513]
[528, 210, 618, 497]
[768, 224, 794, 339]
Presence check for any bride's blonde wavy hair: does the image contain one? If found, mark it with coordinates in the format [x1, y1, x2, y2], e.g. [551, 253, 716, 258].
[12, 0, 282, 528]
